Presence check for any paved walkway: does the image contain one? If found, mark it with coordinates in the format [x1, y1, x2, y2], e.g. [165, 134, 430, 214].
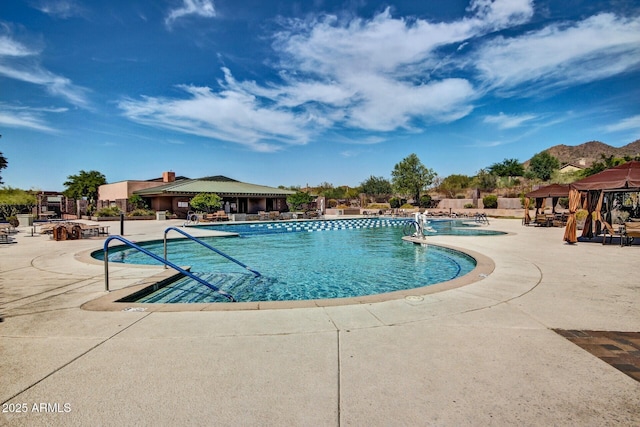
[1, 218, 639, 426]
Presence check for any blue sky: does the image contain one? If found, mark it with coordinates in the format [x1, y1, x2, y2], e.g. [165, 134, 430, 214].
[1, 0, 639, 191]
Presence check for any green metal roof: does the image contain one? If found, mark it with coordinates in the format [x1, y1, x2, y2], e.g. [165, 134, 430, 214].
[134, 176, 295, 197]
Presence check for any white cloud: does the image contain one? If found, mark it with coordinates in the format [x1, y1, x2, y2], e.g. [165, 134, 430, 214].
[0, 32, 90, 108]
[122, 2, 640, 153]
[165, 0, 216, 28]
[0, 104, 59, 132]
[605, 115, 640, 132]
[466, 0, 534, 30]
[0, 35, 37, 56]
[483, 112, 537, 129]
[472, 13, 640, 93]
[126, 3, 534, 150]
[118, 82, 313, 152]
[31, 0, 84, 19]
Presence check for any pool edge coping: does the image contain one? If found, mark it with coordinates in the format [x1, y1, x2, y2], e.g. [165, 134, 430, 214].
[80, 241, 495, 312]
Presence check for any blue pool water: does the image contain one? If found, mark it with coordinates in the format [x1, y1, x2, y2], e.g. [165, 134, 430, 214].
[99, 218, 493, 303]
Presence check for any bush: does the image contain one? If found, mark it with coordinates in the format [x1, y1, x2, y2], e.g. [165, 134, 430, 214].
[482, 195, 498, 209]
[95, 206, 121, 217]
[419, 195, 431, 208]
[399, 203, 415, 209]
[128, 208, 155, 217]
[327, 199, 338, 208]
[464, 203, 474, 209]
[389, 197, 401, 209]
[190, 193, 221, 213]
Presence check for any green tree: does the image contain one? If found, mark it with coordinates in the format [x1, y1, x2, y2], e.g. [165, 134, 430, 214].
[473, 169, 497, 191]
[344, 186, 361, 200]
[391, 154, 436, 204]
[360, 176, 392, 198]
[323, 186, 346, 200]
[63, 170, 106, 204]
[488, 158, 524, 177]
[0, 151, 7, 185]
[128, 194, 147, 210]
[437, 174, 472, 198]
[0, 187, 37, 219]
[527, 152, 560, 181]
[582, 154, 625, 177]
[286, 191, 314, 210]
[189, 193, 222, 213]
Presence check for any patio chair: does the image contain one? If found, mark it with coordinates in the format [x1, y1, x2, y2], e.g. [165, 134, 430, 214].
[623, 221, 640, 245]
[602, 222, 625, 246]
[0, 230, 15, 244]
[534, 214, 549, 226]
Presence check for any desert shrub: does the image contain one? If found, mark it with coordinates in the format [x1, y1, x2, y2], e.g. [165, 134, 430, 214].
[95, 206, 121, 217]
[389, 197, 401, 208]
[482, 195, 498, 209]
[399, 203, 415, 209]
[128, 208, 155, 217]
[464, 203, 474, 209]
[419, 194, 432, 207]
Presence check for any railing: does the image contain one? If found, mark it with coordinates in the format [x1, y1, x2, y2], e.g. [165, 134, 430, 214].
[474, 213, 490, 225]
[163, 227, 261, 277]
[102, 235, 235, 301]
[183, 211, 199, 226]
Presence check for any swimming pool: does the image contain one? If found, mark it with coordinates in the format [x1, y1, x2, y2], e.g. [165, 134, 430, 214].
[98, 218, 494, 303]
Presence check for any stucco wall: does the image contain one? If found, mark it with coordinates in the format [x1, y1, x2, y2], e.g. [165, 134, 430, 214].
[98, 182, 130, 201]
[98, 181, 165, 202]
[437, 198, 523, 209]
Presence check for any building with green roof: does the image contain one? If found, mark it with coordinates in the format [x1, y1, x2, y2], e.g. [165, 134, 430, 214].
[98, 172, 295, 218]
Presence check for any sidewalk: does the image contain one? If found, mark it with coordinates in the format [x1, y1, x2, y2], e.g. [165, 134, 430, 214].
[1, 218, 639, 425]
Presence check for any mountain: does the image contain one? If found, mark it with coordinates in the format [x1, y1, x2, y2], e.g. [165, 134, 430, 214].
[526, 139, 640, 167]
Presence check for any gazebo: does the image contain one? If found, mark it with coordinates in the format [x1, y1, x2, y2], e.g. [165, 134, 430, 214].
[563, 161, 640, 243]
[524, 184, 570, 223]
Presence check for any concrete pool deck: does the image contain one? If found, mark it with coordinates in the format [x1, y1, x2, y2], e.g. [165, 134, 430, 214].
[1, 218, 639, 425]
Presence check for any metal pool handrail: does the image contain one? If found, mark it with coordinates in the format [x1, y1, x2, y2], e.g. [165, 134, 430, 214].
[163, 226, 261, 277]
[102, 235, 235, 301]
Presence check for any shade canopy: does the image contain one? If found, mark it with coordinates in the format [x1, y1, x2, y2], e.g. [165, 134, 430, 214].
[525, 183, 570, 198]
[570, 161, 640, 191]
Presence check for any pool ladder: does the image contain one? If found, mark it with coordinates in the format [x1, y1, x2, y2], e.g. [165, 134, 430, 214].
[103, 235, 236, 301]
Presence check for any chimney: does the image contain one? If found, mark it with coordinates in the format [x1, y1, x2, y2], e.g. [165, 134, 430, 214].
[163, 171, 176, 183]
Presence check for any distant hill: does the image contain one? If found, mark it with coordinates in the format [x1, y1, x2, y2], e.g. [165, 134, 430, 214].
[525, 139, 640, 168]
